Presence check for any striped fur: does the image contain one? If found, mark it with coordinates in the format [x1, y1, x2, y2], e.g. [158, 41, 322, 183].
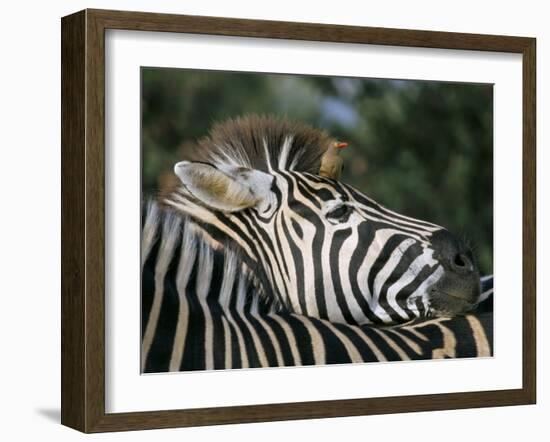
[141, 203, 492, 373]
[164, 116, 481, 326]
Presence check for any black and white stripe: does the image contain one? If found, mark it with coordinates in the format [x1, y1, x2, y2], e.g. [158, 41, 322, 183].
[162, 116, 481, 326]
[167, 167, 448, 325]
[141, 203, 493, 373]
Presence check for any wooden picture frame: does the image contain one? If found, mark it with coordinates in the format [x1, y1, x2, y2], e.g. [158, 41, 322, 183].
[61, 8, 536, 433]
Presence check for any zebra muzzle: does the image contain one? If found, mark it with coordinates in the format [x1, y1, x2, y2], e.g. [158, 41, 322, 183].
[428, 230, 481, 316]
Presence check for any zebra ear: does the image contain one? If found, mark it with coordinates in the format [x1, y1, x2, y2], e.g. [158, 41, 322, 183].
[174, 161, 273, 213]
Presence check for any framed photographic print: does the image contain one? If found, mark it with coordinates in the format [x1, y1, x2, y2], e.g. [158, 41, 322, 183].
[61, 9, 536, 433]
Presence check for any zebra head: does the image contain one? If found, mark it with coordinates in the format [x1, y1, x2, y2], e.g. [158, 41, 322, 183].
[165, 116, 480, 325]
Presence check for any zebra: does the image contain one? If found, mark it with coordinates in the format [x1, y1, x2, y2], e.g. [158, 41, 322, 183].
[161, 115, 481, 327]
[141, 202, 493, 373]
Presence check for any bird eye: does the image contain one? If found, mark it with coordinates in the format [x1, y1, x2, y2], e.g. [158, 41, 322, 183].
[326, 204, 352, 220]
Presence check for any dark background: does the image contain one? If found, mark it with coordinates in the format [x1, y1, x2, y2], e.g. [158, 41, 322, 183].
[142, 68, 493, 275]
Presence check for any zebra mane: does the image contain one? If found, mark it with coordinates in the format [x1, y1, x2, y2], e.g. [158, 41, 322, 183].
[183, 115, 334, 173]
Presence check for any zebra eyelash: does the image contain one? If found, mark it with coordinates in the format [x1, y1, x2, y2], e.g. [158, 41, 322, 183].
[325, 202, 353, 222]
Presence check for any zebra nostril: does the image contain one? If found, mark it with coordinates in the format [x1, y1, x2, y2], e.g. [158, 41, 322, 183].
[453, 253, 471, 271]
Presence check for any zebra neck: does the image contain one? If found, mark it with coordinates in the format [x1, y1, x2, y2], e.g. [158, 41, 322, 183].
[163, 188, 281, 296]
[142, 201, 281, 312]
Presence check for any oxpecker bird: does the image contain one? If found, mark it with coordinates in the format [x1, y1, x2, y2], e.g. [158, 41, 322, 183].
[319, 141, 348, 180]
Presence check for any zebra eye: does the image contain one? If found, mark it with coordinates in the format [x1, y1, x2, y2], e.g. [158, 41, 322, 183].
[326, 204, 352, 221]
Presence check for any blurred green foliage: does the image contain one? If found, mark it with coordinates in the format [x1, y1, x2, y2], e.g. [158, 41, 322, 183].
[142, 68, 493, 274]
